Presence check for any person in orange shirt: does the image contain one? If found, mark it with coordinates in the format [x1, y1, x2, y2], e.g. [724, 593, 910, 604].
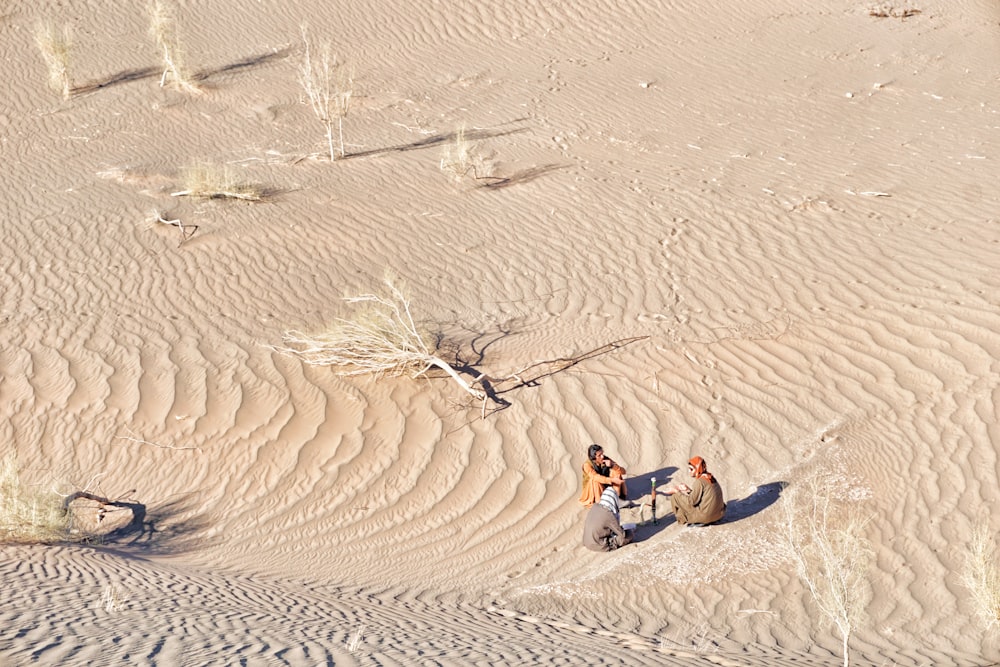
[578, 443, 628, 508]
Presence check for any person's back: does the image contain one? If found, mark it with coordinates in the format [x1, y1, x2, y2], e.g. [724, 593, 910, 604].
[673, 476, 725, 525]
[583, 488, 633, 551]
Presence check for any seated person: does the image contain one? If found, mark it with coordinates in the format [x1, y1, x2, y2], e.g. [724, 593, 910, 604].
[578, 443, 628, 508]
[663, 456, 726, 525]
[583, 487, 635, 552]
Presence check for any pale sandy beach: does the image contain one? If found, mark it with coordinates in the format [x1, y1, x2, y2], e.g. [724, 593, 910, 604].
[2, 0, 999, 665]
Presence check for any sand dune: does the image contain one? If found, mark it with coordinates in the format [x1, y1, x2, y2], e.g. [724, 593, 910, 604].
[2, 0, 999, 665]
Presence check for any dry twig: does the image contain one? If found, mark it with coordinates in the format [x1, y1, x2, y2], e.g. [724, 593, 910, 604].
[154, 210, 199, 245]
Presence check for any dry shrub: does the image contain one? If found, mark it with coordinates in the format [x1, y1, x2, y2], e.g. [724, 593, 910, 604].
[149, 0, 200, 93]
[298, 24, 352, 160]
[34, 21, 73, 99]
[280, 276, 484, 399]
[868, 4, 921, 19]
[439, 127, 495, 183]
[0, 453, 68, 543]
[783, 470, 873, 667]
[171, 163, 264, 201]
[962, 521, 1000, 632]
[99, 583, 130, 612]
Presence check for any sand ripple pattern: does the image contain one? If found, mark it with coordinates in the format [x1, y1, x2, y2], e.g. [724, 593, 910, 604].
[2, 0, 999, 664]
[0, 545, 792, 666]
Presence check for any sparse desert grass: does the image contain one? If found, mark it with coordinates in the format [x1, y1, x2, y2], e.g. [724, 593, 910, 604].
[0, 453, 68, 543]
[99, 583, 130, 612]
[171, 163, 264, 201]
[868, 4, 921, 19]
[34, 21, 73, 99]
[783, 470, 873, 667]
[658, 621, 718, 655]
[280, 275, 485, 399]
[298, 24, 352, 160]
[149, 0, 200, 93]
[346, 624, 365, 652]
[961, 521, 1000, 632]
[439, 127, 496, 183]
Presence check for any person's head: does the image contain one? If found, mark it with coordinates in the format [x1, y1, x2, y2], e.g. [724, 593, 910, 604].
[588, 444, 605, 464]
[688, 456, 707, 478]
[598, 486, 620, 519]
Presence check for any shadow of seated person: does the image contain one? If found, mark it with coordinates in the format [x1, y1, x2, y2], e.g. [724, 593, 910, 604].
[714, 481, 785, 524]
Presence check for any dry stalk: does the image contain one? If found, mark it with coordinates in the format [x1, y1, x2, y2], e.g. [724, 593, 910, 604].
[783, 471, 873, 667]
[115, 428, 202, 452]
[153, 210, 199, 245]
[149, 0, 200, 93]
[299, 25, 352, 160]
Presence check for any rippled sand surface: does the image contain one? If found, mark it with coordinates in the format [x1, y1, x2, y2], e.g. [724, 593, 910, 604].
[2, 1, 998, 664]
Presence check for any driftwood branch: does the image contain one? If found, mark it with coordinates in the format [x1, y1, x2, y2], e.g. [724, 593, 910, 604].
[61, 490, 136, 512]
[154, 210, 198, 245]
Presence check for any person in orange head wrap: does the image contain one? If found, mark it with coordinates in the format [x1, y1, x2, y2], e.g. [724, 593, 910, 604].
[663, 456, 726, 525]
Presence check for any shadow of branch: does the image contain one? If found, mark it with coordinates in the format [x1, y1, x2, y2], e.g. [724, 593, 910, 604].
[475, 163, 569, 190]
[71, 48, 290, 96]
[341, 125, 529, 160]
[65, 491, 210, 556]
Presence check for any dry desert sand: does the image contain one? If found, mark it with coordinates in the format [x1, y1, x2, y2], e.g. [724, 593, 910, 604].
[2, 0, 1000, 665]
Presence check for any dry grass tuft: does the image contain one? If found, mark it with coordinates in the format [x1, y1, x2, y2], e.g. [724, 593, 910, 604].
[961, 521, 1000, 632]
[439, 127, 496, 183]
[346, 624, 365, 652]
[0, 453, 68, 543]
[279, 275, 484, 399]
[171, 163, 264, 201]
[149, 0, 200, 93]
[34, 21, 73, 99]
[783, 470, 872, 667]
[298, 24, 352, 160]
[99, 583, 130, 612]
[868, 4, 921, 19]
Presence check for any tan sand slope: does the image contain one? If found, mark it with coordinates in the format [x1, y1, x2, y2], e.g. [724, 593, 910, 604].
[2, 0, 999, 665]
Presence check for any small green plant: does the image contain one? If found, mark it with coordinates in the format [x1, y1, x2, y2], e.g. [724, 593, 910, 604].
[149, 0, 200, 93]
[34, 21, 73, 99]
[171, 162, 264, 201]
[0, 453, 68, 543]
[298, 24, 352, 160]
[962, 521, 1000, 632]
